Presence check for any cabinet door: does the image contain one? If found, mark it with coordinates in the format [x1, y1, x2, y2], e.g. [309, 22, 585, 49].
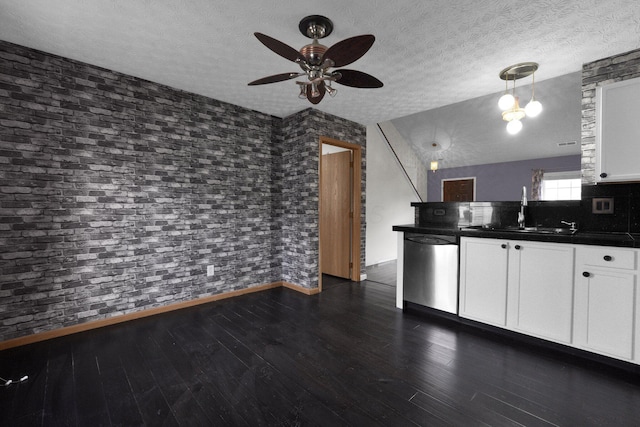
[596, 77, 640, 182]
[574, 267, 637, 361]
[507, 241, 575, 344]
[459, 237, 509, 327]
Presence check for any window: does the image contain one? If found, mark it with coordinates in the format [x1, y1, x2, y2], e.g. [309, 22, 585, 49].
[541, 171, 581, 201]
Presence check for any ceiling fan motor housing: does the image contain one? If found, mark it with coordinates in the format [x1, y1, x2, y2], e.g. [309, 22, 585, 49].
[300, 40, 327, 66]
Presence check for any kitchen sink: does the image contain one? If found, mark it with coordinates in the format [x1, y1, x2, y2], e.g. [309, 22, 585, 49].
[501, 226, 575, 235]
[464, 225, 576, 235]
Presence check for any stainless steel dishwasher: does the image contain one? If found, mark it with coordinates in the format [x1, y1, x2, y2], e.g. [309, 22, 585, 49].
[403, 232, 459, 314]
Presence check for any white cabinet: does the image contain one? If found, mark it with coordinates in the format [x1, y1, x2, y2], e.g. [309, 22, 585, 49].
[574, 245, 639, 362]
[460, 236, 640, 365]
[507, 241, 575, 344]
[459, 237, 509, 327]
[460, 237, 575, 345]
[596, 76, 640, 182]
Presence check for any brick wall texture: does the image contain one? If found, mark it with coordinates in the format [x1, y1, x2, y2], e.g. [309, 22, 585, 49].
[280, 110, 367, 288]
[0, 40, 366, 341]
[581, 47, 640, 184]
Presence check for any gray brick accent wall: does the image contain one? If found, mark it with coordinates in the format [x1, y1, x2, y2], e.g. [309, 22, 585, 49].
[0, 40, 366, 341]
[280, 109, 366, 288]
[581, 48, 640, 184]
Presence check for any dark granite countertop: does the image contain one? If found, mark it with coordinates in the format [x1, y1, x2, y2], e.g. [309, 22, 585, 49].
[392, 224, 461, 236]
[393, 224, 640, 248]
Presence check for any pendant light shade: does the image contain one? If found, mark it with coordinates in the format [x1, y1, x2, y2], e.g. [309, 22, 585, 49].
[525, 99, 542, 117]
[498, 78, 515, 110]
[524, 69, 542, 117]
[498, 93, 515, 111]
[506, 119, 523, 135]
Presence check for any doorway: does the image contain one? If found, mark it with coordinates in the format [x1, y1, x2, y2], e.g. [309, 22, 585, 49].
[442, 177, 476, 202]
[319, 137, 362, 292]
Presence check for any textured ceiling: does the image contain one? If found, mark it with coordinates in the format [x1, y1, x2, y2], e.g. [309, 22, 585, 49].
[1, 1, 639, 169]
[1, 0, 639, 126]
[390, 72, 583, 168]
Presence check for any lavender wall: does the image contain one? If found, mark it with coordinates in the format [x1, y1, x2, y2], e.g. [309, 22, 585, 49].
[0, 40, 365, 342]
[426, 155, 581, 202]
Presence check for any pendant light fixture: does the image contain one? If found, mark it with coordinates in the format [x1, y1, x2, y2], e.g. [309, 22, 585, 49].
[424, 133, 451, 174]
[498, 62, 542, 135]
[429, 143, 440, 173]
[429, 141, 445, 173]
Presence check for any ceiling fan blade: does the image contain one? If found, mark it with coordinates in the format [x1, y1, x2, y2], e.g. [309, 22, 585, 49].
[334, 69, 383, 88]
[254, 32, 304, 63]
[323, 35, 375, 67]
[307, 81, 326, 104]
[248, 72, 301, 86]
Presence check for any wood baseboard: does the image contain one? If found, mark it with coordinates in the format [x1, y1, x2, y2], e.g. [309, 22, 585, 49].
[0, 280, 319, 351]
[282, 281, 321, 295]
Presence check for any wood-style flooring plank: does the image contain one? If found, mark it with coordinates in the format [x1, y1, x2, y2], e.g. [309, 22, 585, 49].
[202, 310, 347, 426]
[123, 336, 180, 427]
[204, 301, 363, 423]
[0, 341, 49, 426]
[185, 315, 288, 425]
[215, 297, 433, 426]
[39, 346, 79, 427]
[2, 262, 640, 426]
[72, 346, 111, 426]
[138, 337, 215, 425]
[163, 324, 255, 426]
[212, 307, 383, 425]
[100, 365, 145, 426]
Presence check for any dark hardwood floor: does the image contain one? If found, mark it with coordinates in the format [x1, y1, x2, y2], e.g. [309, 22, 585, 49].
[1, 261, 640, 426]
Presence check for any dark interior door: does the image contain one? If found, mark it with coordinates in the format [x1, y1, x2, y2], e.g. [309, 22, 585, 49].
[443, 178, 475, 202]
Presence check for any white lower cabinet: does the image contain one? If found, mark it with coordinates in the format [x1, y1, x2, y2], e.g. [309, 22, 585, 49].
[507, 241, 575, 344]
[459, 237, 574, 345]
[573, 245, 639, 362]
[459, 237, 509, 327]
[461, 237, 640, 365]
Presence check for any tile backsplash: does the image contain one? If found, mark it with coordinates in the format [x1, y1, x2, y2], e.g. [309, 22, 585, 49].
[415, 201, 582, 230]
[581, 183, 640, 233]
[414, 182, 640, 234]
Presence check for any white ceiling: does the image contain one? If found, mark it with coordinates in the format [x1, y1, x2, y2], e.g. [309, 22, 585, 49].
[1, 1, 639, 168]
[389, 71, 583, 167]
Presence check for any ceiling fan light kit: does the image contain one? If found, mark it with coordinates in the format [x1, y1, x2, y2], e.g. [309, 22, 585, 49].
[498, 62, 543, 135]
[249, 15, 383, 104]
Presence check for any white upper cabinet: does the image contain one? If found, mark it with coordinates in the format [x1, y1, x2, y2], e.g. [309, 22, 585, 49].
[596, 76, 640, 182]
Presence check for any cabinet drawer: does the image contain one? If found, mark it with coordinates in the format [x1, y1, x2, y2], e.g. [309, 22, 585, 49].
[580, 247, 636, 270]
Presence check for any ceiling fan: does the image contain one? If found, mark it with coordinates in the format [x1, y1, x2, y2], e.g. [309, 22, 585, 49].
[248, 15, 383, 105]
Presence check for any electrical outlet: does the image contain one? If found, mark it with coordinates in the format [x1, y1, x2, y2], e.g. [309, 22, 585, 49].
[592, 197, 614, 214]
[207, 265, 215, 276]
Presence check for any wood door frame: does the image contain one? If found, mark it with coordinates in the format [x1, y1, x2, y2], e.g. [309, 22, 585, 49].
[318, 136, 362, 292]
[441, 176, 477, 202]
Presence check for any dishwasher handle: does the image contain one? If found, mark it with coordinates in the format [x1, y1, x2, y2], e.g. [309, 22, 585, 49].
[405, 235, 457, 245]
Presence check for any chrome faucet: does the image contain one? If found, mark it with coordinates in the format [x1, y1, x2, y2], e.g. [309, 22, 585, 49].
[518, 186, 527, 229]
[561, 220, 577, 232]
